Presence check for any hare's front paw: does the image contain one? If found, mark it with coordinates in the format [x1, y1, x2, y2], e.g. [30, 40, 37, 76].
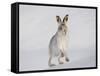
[66, 58, 69, 62]
[49, 64, 56, 67]
[59, 61, 64, 64]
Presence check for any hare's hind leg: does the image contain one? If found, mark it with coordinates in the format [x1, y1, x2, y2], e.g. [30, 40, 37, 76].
[48, 56, 56, 67]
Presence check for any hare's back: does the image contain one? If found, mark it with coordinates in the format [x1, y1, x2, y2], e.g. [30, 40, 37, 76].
[49, 35, 57, 48]
[49, 35, 60, 56]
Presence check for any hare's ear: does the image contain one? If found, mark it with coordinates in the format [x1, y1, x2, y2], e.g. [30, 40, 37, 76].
[63, 15, 68, 23]
[56, 16, 61, 23]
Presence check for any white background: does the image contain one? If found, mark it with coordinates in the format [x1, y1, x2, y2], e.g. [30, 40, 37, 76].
[0, 0, 99, 76]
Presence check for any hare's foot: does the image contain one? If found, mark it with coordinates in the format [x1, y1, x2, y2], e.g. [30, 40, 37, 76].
[59, 61, 64, 64]
[58, 57, 64, 64]
[49, 64, 56, 67]
[48, 56, 56, 67]
[66, 57, 69, 62]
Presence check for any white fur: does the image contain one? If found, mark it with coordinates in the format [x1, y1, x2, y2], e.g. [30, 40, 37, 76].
[48, 15, 69, 67]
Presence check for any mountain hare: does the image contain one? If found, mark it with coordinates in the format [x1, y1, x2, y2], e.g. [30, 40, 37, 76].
[48, 15, 69, 67]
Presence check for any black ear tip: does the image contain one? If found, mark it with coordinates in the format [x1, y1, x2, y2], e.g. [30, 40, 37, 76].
[66, 14, 69, 16]
[56, 16, 59, 18]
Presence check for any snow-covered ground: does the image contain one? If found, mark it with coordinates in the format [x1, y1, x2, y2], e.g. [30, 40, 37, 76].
[19, 47, 96, 71]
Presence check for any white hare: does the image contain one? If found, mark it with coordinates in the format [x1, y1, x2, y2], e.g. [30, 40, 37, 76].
[48, 15, 69, 67]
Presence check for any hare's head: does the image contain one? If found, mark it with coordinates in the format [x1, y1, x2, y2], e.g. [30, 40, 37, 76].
[56, 15, 68, 35]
